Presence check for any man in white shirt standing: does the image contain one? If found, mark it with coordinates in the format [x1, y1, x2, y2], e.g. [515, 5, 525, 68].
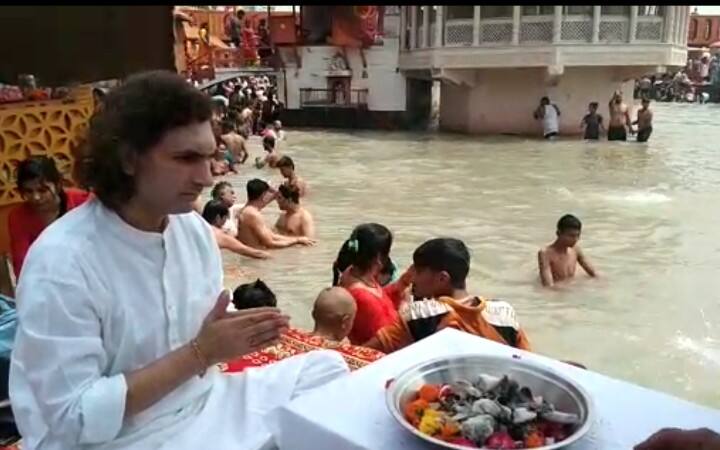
[533, 96, 561, 139]
[9, 71, 348, 450]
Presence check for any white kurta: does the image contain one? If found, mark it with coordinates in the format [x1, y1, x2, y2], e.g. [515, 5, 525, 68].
[9, 198, 349, 450]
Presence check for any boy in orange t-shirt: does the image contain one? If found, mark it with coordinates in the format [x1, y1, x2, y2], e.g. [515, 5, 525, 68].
[364, 238, 531, 354]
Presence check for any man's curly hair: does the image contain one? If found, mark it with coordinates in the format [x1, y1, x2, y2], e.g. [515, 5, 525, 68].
[76, 70, 212, 210]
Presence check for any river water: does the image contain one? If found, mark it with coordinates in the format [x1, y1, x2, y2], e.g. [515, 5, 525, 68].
[214, 103, 720, 408]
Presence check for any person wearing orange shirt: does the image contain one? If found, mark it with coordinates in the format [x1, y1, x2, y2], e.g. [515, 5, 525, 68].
[8, 156, 90, 278]
[364, 238, 532, 353]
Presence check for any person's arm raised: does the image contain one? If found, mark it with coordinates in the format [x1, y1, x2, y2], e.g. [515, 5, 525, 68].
[126, 291, 288, 416]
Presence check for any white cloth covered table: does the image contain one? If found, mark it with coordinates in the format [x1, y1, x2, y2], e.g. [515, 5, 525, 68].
[268, 328, 720, 450]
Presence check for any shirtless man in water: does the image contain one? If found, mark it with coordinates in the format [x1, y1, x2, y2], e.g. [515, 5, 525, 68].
[219, 119, 249, 167]
[607, 90, 633, 141]
[237, 178, 314, 250]
[276, 156, 308, 197]
[275, 184, 315, 238]
[538, 214, 597, 287]
[255, 135, 281, 169]
[202, 199, 270, 260]
[633, 97, 654, 143]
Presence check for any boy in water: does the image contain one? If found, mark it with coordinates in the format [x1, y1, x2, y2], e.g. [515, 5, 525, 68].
[633, 97, 654, 143]
[580, 102, 605, 140]
[538, 214, 598, 287]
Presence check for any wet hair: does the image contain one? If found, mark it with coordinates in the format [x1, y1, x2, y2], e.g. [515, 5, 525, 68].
[201, 199, 229, 224]
[557, 214, 582, 233]
[413, 238, 470, 289]
[220, 118, 236, 134]
[77, 70, 212, 210]
[332, 223, 393, 286]
[263, 135, 276, 151]
[589, 102, 599, 109]
[232, 279, 277, 310]
[210, 181, 232, 200]
[16, 156, 68, 213]
[641, 97, 651, 104]
[276, 156, 294, 170]
[246, 178, 270, 201]
[278, 184, 299, 204]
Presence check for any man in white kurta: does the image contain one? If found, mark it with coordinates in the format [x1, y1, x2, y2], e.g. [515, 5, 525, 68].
[9, 71, 349, 450]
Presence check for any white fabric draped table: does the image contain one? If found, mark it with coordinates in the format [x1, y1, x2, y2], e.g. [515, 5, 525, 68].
[267, 328, 720, 450]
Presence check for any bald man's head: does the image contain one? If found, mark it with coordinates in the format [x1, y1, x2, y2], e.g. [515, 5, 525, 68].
[312, 287, 356, 340]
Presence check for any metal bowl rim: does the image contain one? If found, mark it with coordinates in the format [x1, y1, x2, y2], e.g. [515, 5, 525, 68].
[385, 353, 595, 450]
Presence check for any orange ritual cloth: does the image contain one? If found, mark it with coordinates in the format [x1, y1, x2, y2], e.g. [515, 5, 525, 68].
[221, 327, 385, 373]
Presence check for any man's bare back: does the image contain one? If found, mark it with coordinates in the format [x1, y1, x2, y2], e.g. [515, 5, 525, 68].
[275, 207, 314, 238]
[220, 132, 248, 164]
[237, 205, 266, 249]
[608, 101, 629, 128]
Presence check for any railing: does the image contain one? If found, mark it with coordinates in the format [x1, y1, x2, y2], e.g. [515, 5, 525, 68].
[299, 88, 369, 108]
[445, 19, 473, 46]
[520, 16, 553, 43]
[599, 16, 629, 42]
[402, 7, 676, 49]
[561, 15, 593, 43]
[480, 18, 514, 45]
[635, 16, 664, 42]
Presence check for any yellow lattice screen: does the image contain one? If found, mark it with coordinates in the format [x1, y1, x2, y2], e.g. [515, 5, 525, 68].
[0, 85, 93, 207]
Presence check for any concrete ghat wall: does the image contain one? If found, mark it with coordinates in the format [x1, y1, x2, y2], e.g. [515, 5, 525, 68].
[281, 41, 407, 112]
[439, 67, 638, 136]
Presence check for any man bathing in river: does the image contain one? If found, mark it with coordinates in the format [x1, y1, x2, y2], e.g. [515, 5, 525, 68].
[608, 90, 633, 141]
[580, 102, 605, 140]
[276, 155, 308, 197]
[275, 184, 315, 238]
[538, 214, 597, 287]
[219, 119, 249, 166]
[533, 96, 561, 139]
[633, 97, 654, 143]
[202, 199, 270, 260]
[237, 178, 314, 249]
[255, 135, 281, 169]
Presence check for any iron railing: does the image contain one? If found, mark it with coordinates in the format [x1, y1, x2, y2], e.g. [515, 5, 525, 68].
[299, 88, 369, 108]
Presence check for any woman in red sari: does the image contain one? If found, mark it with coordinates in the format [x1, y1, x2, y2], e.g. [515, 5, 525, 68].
[8, 156, 90, 278]
[333, 223, 414, 345]
[241, 19, 258, 65]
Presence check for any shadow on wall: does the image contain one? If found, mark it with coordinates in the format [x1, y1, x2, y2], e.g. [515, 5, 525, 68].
[405, 78, 432, 130]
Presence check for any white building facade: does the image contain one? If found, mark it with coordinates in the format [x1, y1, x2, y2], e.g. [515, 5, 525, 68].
[399, 5, 689, 135]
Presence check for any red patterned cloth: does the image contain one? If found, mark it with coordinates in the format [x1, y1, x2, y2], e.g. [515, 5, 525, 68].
[220, 328, 385, 372]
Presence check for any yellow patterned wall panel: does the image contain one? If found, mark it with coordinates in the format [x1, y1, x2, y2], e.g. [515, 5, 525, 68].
[0, 85, 93, 207]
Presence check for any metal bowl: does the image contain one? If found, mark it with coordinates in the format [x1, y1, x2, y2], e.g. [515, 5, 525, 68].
[386, 354, 594, 450]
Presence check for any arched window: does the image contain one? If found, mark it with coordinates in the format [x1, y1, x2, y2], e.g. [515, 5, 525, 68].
[705, 20, 712, 40]
[689, 18, 698, 41]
